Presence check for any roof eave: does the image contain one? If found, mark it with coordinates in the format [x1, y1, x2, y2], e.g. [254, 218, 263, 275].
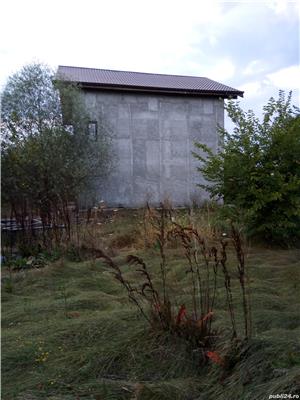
[64, 81, 243, 98]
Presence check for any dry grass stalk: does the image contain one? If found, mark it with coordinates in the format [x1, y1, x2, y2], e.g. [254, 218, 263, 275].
[231, 224, 252, 339]
[93, 203, 251, 361]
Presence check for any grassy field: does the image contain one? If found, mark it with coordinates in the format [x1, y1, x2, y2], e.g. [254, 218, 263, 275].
[2, 209, 300, 400]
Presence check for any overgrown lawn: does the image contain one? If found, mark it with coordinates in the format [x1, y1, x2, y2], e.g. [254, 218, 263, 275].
[2, 210, 300, 399]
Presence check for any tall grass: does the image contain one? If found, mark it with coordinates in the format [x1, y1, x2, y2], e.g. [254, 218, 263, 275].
[95, 203, 252, 366]
[2, 207, 300, 399]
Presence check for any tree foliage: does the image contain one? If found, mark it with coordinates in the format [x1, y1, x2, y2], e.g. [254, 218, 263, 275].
[193, 91, 300, 243]
[1, 63, 112, 230]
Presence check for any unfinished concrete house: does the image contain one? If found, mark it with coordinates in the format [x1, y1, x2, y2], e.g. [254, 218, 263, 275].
[57, 66, 243, 207]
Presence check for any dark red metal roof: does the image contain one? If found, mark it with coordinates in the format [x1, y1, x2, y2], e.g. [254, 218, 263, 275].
[57, 65, 243, 98]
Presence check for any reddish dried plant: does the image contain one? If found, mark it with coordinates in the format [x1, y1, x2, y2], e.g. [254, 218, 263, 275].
[206, 351, 224, 366]
[96, 203, 251, 363]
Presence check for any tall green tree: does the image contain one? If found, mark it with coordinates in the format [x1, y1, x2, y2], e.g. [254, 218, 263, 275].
[193, 91, 300, 243]
[1, 63, 112, 230]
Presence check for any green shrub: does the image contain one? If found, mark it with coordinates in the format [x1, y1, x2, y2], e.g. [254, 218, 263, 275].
[193, 91, 300, 244]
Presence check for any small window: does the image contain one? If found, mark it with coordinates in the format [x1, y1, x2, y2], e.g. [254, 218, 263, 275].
[65, 124, 74, 134]
[88, 121, 98, 140]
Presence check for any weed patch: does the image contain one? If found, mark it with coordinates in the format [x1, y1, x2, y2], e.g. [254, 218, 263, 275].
[2, 208, 300, 399]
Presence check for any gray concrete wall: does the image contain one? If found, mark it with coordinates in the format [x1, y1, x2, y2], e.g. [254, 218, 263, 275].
[83, 90, 224, 207]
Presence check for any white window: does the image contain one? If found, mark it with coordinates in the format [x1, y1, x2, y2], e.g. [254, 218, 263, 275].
[88, 121, 98, 140]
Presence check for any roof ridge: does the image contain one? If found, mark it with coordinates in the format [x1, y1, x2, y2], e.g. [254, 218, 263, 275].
[58, 65, 209, 80]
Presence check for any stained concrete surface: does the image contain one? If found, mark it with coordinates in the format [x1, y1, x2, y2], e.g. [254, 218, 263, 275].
[83, 90, 224, 207]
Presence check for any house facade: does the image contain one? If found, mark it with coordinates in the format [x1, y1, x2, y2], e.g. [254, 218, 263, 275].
[57, 66, 243, 207]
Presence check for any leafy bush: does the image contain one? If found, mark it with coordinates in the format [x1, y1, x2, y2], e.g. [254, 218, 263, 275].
[193, 91, 300, 244]
[1, 63, 113, 244]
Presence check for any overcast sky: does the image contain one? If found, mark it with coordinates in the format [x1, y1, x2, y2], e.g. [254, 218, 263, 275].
[1, 0, 299, 123]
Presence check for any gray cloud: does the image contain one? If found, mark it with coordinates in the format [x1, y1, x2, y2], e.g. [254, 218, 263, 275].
[190, 3, 299, 85]
[1, 0, 298, 122]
